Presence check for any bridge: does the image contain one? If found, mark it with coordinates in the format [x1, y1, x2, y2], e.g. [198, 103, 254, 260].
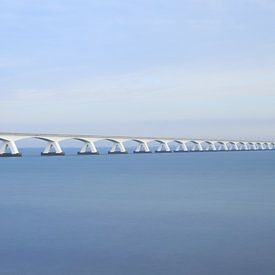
[0, 132, 274, 157]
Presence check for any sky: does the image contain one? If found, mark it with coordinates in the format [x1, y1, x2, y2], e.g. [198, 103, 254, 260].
[0, 0, 275, 140]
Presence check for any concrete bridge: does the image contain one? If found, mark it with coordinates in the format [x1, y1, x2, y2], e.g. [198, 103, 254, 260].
[0, 132, 274, 157]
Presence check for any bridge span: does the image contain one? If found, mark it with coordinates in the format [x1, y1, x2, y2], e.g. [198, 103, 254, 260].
[0, 132, 274, 157]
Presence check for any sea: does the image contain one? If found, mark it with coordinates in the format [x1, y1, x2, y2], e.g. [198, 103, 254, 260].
[0, 148, 275, 275]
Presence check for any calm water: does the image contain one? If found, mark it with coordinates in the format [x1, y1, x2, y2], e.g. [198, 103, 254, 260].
[0, 150, 275, 275]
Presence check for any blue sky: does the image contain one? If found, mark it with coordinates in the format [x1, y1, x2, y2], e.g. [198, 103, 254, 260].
[0, 0, 275, 139]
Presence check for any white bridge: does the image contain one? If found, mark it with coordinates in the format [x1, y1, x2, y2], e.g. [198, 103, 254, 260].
[0, 132, 274, 157]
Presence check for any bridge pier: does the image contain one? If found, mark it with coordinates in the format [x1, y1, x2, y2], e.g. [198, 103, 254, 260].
[227, 143, 233, 150]
[134, 142, 151, 153]
[223, 143, 229, 151]
[260, 143, 265, 150]
[155, 141, 171, 153]
[248, 143, 255, 150]
[0, 140, 22, 157]
[233, 143, 239, 151]
[174, 141, 188, 152]
[108, 141, 128, 154]
[78, 142, 99, 155]
[203, 142, 216, 151]
[268, 143, 274, 150]
[244, 143, 249, 150]
[210, 143, 217, 151]
[41, 141, 65, 156]
[198, 143, 203, 151]
[215, 142, 227, 151]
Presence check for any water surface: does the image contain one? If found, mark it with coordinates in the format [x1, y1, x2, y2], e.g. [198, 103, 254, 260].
[0, 150, 275, 275]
